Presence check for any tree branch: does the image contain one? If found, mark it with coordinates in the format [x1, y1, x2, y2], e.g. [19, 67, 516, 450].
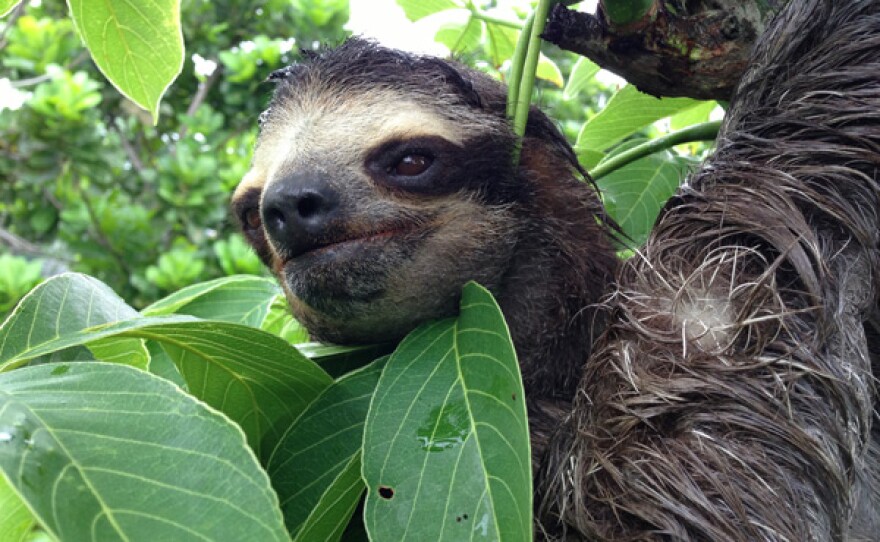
[543, 0, 787, 100]
[0, 227, 45, 257]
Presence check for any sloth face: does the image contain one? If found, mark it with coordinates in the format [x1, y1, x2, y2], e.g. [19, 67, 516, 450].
[231, 47, 522, 344]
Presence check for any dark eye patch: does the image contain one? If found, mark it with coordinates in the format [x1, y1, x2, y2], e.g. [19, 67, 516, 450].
[365, 136, 460, 193]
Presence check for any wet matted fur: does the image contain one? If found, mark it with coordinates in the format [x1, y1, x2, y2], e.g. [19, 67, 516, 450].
[537, 0, 880, 539]
[233, 0, 880, 539]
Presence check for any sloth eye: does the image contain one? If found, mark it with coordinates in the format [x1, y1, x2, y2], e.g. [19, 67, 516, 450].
[242, 207, 262, 231]
[390, 154, 433, 177]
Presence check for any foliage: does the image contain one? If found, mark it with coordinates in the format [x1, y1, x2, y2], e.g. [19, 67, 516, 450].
[0, 0, 725, 540]
[0, 0, 348, 309]
[0, 273, 527, 541]
[0, 254, 42, 314]
[362, 289, 531, 541]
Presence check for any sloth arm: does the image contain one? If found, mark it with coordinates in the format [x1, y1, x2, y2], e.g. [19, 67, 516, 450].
[538, 1, 880, 539]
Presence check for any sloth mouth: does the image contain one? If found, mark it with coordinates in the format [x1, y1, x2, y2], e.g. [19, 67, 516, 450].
[300, 227, 410, 258]
[281, 219, 429, 268]
[281, 220, 429, 308]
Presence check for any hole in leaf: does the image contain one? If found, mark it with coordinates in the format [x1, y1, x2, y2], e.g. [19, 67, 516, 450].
[463, 513, 469, 519]
[511, 393, 516, 401]
[378, 486, 394, 499]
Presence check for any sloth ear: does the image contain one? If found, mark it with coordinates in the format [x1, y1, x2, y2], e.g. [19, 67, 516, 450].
[518, 106, 623, 235]
[523, 106, 583, 176]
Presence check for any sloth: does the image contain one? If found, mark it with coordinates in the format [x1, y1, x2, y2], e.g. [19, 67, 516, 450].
[231, 35, 619, 457]
[232, 0, 880, 539]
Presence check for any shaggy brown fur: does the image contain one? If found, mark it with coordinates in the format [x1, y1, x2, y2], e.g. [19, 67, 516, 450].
[537, 0, 880, 539]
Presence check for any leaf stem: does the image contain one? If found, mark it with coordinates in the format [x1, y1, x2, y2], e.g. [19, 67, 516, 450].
[588, 120, 722, 180]
[467, 6, 522, 30]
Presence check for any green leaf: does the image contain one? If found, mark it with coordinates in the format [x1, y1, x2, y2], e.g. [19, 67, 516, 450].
[597, 151, 690, 246]
[65, 0, 184, 121]
[434, 16, 482, 54]
[299, 342, 393, 379]
[563, 56, 601, 100]
[0, 274, 332, 457]
[0, 273, 143, 372]
[0, 362, 289, 541]
[0, 475, 34, 542]
[577, 147, 606, 171]
[262, 295, 310, 345]
[143, 275, 281, 327]
[269, 359, 386, 541]
[484, 22, 518, 68]
[396, 0, 460, 21]
[86, 335, 149, 370]
[536, 53, 563, 87]
[669, 100, 718, 131]
[603, 0, 653, 25]
[0, 0, 20, 17]
[363, 283, 531, 541]
[576, 84, 702, 151]
[9, 317, 331, 457]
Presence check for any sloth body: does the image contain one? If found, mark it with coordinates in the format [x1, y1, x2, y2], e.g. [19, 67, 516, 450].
[234, 1, 880, 539]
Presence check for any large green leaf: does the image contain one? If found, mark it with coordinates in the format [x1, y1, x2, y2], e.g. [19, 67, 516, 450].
[143, 275, 281, 327]
[576, 84, 703, 151]
[563, 56, 601, 100]
[0, 0, 21, 17]
[0, 362, 289, 541]
[0, 475, 34, 542]
[363, 283, 531, 541]
[0, 273, 143, 372]
[134, 320, 332, 456]
[597, 151, 691, 246]
[396, 0, 461, 21]
[65, 0, 184, 120]
[269, 358, 386, 541]
[0, 274, 332, 457]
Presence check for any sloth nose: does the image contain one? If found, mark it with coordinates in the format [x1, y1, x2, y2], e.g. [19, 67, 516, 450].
[262, 175, 340, 258]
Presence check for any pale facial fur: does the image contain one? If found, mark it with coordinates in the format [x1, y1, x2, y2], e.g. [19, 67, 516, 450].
[234, 88, 518, 344]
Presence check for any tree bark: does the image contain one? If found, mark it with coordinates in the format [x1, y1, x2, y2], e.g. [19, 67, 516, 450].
[543, 0, 786, 100]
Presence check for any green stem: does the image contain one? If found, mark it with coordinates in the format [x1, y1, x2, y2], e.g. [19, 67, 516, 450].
[468, 7, 522, 30]
[589, 120, 722, 180]
[505, 13, 535, 121]
[513, 0, 554, 142]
